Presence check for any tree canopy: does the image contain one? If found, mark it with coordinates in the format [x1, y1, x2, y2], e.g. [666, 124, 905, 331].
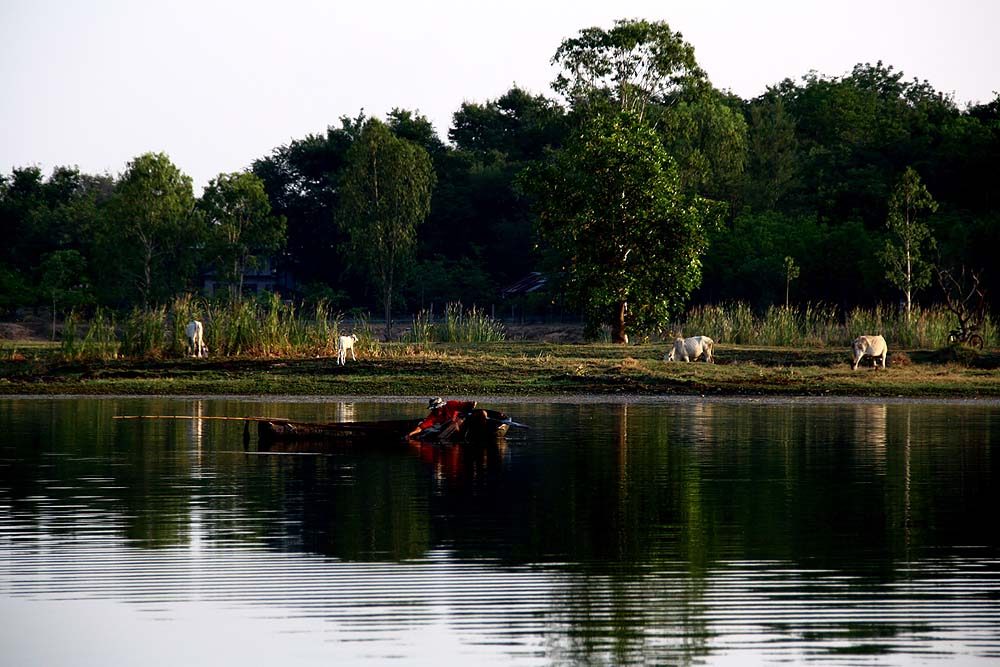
[99, 153, 199, 307]
[551, 18, 707, 123]
[1, 19, 999, 323]
[200, 171, 286, 301]
[881, 166, 938, 316]
[337, 119, 435, 340]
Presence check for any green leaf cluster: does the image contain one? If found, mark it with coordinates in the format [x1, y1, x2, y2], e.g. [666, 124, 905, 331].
[521, 111, 723, 338]
[337, 119, 436, 338]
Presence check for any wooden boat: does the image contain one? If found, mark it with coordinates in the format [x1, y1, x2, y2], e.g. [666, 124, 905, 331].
[255, 409, 515, 448]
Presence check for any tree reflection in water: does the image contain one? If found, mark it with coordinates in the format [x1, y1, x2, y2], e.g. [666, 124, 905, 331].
[2, 397, 999, 665]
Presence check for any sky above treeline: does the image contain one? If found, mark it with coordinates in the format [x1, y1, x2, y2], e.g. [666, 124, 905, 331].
[2, 0, 997, 194]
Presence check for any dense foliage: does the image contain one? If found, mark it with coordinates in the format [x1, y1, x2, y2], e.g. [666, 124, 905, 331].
[337, 118, 435, 340]
[1, 19, 998, 340]
[520, 111, 724, 340]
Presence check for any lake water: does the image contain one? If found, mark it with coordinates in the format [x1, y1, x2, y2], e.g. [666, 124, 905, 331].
[1, 396, 999, 666]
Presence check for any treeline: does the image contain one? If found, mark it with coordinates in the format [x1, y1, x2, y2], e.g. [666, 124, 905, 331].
[2, 21, 998, 330]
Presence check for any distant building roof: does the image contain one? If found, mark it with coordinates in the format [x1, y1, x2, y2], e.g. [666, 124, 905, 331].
[501, 272, 548, 298]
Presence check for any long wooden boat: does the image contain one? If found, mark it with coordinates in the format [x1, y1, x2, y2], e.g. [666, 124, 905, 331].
[255, 409, 514, 448]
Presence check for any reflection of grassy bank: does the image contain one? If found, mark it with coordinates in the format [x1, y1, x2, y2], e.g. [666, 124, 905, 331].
[1, 342, 998, 398]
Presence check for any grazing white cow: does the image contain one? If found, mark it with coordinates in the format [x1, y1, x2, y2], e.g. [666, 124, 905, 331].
[336, 333, 358, 365]
[666, 335, 715, 363]
[851, 334, 887, 370]
[185, 320, 208, 358]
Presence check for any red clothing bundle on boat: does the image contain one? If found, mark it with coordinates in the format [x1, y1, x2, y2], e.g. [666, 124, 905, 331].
[417, 400, 476, 431]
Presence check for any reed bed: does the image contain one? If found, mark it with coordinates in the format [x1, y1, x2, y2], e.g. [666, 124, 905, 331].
[206, 294, 344, 358]
[53, 297, 991, 361]
[676, 302, 993, 349]
[56, 294, 348, 360]
[400, 303, 507, 344]
[121, 306, 168, 358]
[60, 308, 121, 361]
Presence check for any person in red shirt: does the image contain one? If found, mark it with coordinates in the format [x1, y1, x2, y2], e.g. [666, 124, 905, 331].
[407, 397, 478, 439]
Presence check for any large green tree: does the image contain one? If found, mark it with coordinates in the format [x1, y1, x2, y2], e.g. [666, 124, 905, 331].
[551, 19, 745, 206]
[38, 249, 93, 338]
[880, 166, 938, 317]
[199, 171, 285, 300]
[337, 119, 435, 340]
[0, 166, 111, 310]
[551, 18, 707, 123]
[520, 111, 724, 342]
[100, 153, 199, 306]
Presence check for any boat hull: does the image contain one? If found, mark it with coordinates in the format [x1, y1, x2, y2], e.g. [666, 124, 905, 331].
[256, 411, 510, 448]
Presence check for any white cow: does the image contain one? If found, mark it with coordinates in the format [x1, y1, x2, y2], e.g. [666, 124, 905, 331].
[336, 333, 358, 365]
[851, 335, 887, 370]
[185, 320, 208, 358]
[666, 335, 715, 363]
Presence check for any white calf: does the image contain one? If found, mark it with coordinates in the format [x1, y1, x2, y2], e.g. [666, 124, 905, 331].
[851, 335, 887, 370]
[336, 333, 358, 365]
[185, 320, 208, 358]
[666, 335, 715, 363]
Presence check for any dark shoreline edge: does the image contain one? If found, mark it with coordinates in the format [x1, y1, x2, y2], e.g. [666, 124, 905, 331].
[5, 393, 999, 407]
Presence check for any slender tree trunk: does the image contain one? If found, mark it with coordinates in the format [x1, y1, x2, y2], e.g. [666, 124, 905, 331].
[234, 255, 243, 301]
[383, 285, 392, 342]
[906, 244, 913, 319]
[611, 300, 628, 344]
[383, 260, 393, 342]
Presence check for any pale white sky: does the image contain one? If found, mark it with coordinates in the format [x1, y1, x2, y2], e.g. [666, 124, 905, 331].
[2, 0, 997, 193]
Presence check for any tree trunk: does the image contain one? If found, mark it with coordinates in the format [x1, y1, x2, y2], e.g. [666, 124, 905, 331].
[383, 278, 393, 342]
[611, 301, 628, 344]
[234, 255, 243, 301]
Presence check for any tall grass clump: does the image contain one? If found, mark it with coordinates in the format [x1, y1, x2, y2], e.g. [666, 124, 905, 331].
[260, 292, 293, 356]
[680, 302, 756, 344]
[758, 305, 799, 346]
[459, 305, 506, 342]
[845, 304, 954, 348]
[77, 307, 119, 360]
[169, 293, 207, 356]
[207, 299, 259, 356]
[401, 309, 435, 344]
[306, 299, 340, 356]
[349, 312, 381, 358]
[798, 302, 841, 346]
[121, 305, 168, 358]
[397, 303, 505, 344]
[977, 313, 996, 348]
[441, 303, 506, 343]
[60, 311, 83, 360]
[677, 301, 995, 349]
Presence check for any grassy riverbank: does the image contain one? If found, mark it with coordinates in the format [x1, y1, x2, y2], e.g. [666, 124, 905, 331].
[1, 340, 998, 398]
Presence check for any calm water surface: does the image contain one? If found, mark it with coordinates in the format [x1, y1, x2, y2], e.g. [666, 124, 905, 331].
[1, 396, 999, 666]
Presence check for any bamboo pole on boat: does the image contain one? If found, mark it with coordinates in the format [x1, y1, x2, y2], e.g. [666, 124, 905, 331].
[112, 415, 289, 422]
